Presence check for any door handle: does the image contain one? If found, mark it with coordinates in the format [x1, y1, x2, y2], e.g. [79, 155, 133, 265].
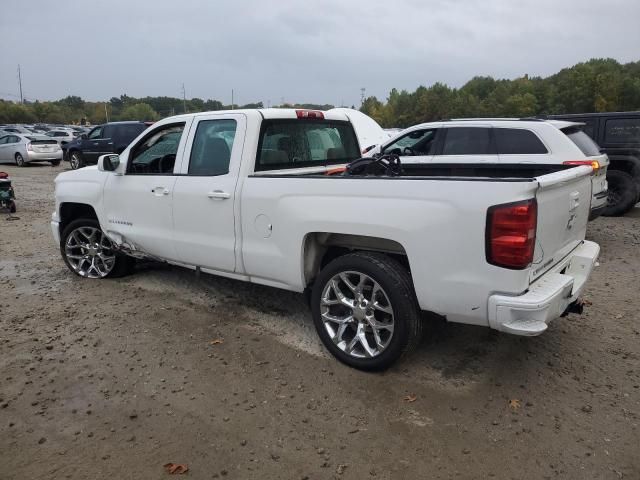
[152, 187, 170, 196]
[207, 190, 231, 200]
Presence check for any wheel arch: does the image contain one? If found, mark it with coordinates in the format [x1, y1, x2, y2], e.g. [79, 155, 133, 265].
[608, 155, 640, 180]
[59, 202, 99, 237]
[302, 232, 409, 287]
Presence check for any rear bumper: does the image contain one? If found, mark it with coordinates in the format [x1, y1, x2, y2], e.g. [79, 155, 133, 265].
[27, 151, 62, 162]
[488, 240, 599, 336]
[588, 200, 608, 220]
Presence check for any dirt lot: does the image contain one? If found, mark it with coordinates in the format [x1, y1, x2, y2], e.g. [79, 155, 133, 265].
[0, 163, 639, 480]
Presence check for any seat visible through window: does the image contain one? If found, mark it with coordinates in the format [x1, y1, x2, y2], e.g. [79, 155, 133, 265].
[188, 119, 237, 176]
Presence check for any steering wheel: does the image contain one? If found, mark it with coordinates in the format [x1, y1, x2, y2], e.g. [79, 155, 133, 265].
[403, 146, 417, 156]
[159, 154, 176, 173]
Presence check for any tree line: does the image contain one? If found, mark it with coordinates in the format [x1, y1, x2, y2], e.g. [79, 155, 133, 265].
[0, 58, 638, 126]
[361, 58, 640, 127]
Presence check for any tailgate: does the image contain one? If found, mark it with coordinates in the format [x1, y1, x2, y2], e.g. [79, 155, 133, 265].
[530, 165, 593, 282]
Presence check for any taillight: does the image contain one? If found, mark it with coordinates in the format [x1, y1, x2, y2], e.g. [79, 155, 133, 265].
[486, 199, 537, 269]
[27, 143, 33, 151]
[296, 109, 324, 119]
[563, 160, 600, 173]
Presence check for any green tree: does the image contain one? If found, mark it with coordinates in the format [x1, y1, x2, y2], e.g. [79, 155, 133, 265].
[118, 103, 158, 121]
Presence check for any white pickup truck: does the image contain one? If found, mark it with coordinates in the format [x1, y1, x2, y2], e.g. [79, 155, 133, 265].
[51, 108, 600, 370]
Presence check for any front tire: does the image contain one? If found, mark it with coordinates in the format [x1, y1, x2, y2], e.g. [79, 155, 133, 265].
[311, 252, 422, 371]
[15, 153, 25, 167]
[602, 170, 639, 217]
[69, 151, 84, 170]
[60, 218, 134, 279]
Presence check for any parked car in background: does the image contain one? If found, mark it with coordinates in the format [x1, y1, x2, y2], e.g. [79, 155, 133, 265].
[367, 118, 610, 218]
[548, 111, 640, 216]
[327, 108, 387, 154]
[65, 121, 149, 169]
[51, 108, 599, 370]
[0, 133, 62, 166]
[46, 129, 76, 145]
[2, 126, 32, 135]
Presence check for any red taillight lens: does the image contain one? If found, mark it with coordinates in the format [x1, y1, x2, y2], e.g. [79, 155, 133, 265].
[486, 199, 537, 269]
[296, 109, 324, 119]
[563, 160, 599, 173]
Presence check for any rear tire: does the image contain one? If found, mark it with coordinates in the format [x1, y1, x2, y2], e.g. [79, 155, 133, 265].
[69, 151, 84, 170]
[602, 170, 639, 217]
[9, 200, 16, 213]
[60, 218, 135, 279]
[311, 252, 422, 371]
[15, 153, 25, 167]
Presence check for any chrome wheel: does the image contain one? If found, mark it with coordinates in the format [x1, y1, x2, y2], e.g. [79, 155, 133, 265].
[320, 271, 395, 358]
[64, 226, 116, 278]
[70, 152, 81, 169]
[15, 153, 25, 167]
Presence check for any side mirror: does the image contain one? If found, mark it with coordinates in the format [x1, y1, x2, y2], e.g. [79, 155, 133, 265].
[98, 154, 120, 172]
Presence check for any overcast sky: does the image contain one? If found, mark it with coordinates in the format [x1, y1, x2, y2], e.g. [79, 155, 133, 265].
[1, 0, 639, 106]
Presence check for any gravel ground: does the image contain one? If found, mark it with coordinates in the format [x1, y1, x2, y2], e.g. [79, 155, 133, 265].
[0, 163, 639, 480]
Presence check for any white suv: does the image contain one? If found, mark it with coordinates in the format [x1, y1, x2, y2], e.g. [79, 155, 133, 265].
[369, 119, 609, 218]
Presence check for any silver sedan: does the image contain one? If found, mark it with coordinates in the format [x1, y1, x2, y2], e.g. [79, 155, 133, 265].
[0, 133, 62, 166]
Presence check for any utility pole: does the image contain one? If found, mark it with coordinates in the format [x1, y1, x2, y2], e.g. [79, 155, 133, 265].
[231, 89, 234, 110]
[360, 87, 366, 107]
[17, 64, 24, 104]
[181, 83, 187, 113]
[104, 103, 109, 122]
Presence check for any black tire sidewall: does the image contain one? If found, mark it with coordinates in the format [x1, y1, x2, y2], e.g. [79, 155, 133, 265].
[15, 154, 24, 167]
[603, 170, 638, 216]
[311, 253, 418, 371]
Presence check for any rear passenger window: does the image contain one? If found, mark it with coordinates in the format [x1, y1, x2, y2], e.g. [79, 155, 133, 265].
[442, 127, 493, 155]
[563, 127, 601, 157]
[495, 128, 548, 154]
[256, 120, 360, 171]
[188, 119, 237, 176]
[604, 118, 640, 144]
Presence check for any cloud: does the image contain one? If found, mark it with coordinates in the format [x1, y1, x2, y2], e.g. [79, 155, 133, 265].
[0, 0, 638, 105]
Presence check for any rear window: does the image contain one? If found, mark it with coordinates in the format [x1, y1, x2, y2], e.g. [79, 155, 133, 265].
[494, 128, 548, 154]
[113, 123, 147, 143]
[256, 120, 360, 171]
[442, 127, 494, 155]
[604, 118, 640, 144]
[563, 127, 601, 156]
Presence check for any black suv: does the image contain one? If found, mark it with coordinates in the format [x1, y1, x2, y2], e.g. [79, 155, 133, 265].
[548, 111, 640, 216]
[65, 121, 150, 169]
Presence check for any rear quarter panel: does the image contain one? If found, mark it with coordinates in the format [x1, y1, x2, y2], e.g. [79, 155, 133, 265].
[240, 176, 540, 326]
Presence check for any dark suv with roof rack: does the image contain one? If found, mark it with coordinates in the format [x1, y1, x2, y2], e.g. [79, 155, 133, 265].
[64, 121, 150, 169]
[548, 112, 640, 216]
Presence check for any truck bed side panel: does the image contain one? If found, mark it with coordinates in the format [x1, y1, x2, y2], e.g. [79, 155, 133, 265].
[240, 176, 540, 326]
